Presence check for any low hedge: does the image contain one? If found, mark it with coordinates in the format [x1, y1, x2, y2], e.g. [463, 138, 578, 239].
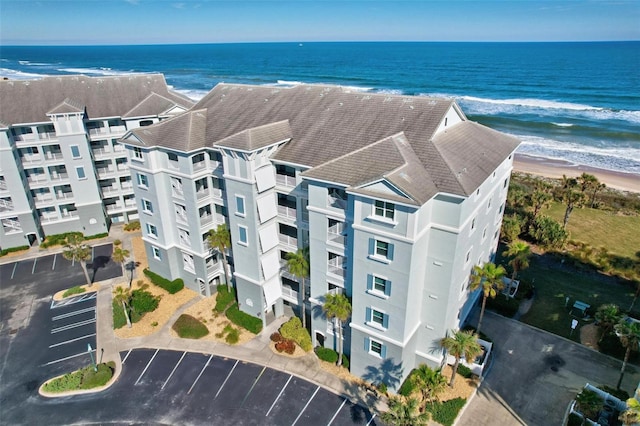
[314, 347, 349, 368]
[0, 245, 30, 257]
[62, 286, 86, 298]
[424, 397, 467, 426]
[173, 314, 209, 339]
[226, 304, 262, 334]
[279, 317, 312, 352]
[41, 232, 83, 248]
[143, 268, 184, 294]
[215, 285, 236, 313]
[457, 364, 474, 379]
[42, 362, 115, 393]
[84, 232, 108, 241]
[124, 220, 141, 231]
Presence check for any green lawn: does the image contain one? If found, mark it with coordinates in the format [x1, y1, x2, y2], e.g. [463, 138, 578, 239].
[545, 202, 640, 259]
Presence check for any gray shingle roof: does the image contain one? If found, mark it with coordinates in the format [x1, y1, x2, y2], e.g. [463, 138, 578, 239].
[47, 97, 85, 115]
[123, 92, 188, 119]
[127, 82, 520, 201]
[129, 108, 207, 152]
[0, 74, 194, 125]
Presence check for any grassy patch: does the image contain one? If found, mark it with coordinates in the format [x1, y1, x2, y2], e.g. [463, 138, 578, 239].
[424, 397, 467, 426]
[545, 202, 640, 259]
[214, 285, 236, 313]
[173, 314, 209, 339]
[0, 245, 29, 257]
[62, 286, 86, 298]
[112, 300, 127, 329]
[42, 362, 115, 393]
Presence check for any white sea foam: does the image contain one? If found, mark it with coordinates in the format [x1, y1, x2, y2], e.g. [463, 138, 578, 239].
[552, 122, 574, 127]
[173, 88, 208, 101]
[0, 68, 47, 80]
[18, 60, 53, 66]
[58, 67, 144, 76]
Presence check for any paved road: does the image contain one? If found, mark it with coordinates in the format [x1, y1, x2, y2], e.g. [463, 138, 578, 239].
[458, 311, 640, 425]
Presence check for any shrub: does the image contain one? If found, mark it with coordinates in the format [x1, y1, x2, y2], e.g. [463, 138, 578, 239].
[424, 397, 467, 426]
[377, 382, 388, 394]
[43, 362, 115, 393]
[84, 233, 108, 241]
[130, 289, 159, 314]
[41, 232, 83, 248]
[113, 239, 122, 246]
[215, 285, 236, 313]
[112, 300, 127, 329]
[279, 317, 312, 352]
[341, 354, 349, 369]
[225, 327, 240, 344]
[398, 369, 418, 397]
[457, 364, 474, 379]
[0, 245, 29, 257]
[172, 314, 209, 339]
[143, 268, 184, 294]
[270, 332, 283, 342]
[62, 285, 86, 298]
[315, 346, 338, 364]
[226, 304, 262, 334]
[124, 220, 141, 231]
[275, 338, 296, 354]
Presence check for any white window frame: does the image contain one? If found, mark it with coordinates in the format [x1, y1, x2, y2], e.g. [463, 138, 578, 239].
[367, 308, 387, 330]
[142, 198, 153, 214]
[75, 166, 86, 180]
[238, 225, 248, 246]
[235, 195, 246, 217]
[136, 173, 148, 188]
[375, 240, 389, 258]
[146, 223, 158, 239]
[374, 200, 395, 221]
[369, 338, 383, 358]
[152, 246, 161, 260]
[182, 252, 195, 273]
[70, 145, 81, 159]
[132, 147, 143, 161]
[367, 274, 390, 299]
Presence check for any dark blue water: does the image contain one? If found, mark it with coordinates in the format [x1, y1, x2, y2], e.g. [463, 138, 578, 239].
[2, 42, 639, 172]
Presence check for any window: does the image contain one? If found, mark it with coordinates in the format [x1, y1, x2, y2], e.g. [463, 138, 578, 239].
[238, 225, 248, 245]
[368, 275, 390, 297]
[182, 252, 195, 273]
[374, 200, 395, 220]
[482, 227, 487, 240]
[465, 249, 471, 264]
[70, 145, 81, 158]
[368, 338, 384, 357]
[152, 246, 161, 260]
[76, 166, 86, 180]
[140, 120, 153, 127]
[374, 276, 388, 294]
[376, 240, 389, 258]
[487, 198, 492, 209]
[146, 223, 158, 238]
[368, 308, 387, 328]
[504, 178, 508, 188]
[133, 147, 143, 160]
[235, 195, 245, 216]
[137, 173, 148, 188]
[471, 217, 476, 231]
[142, 199, 153, 214]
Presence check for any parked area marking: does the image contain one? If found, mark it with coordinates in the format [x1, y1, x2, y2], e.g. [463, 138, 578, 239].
[31, 258, 37, 274]
[188, 354, 213, 394]
[135, 349, 159, 385]
[50, 292, 97, 309]
[266, 375, 292, 417]
[366, 414, 377, 425]
[161, 352, 187, 390]
[51, 318, 96, 334]
[49, 334, 96, 348]
[122, 349, 132, 365]
[291, 386, 320, 426]
[241, 366, 266, 406]
[215, 359, 239, 399]
[52, 254, 57, 270]
[327, 398, 348, 425]
[52, 306, 95, 321]
[45, 351, 89, 366]
[11, 262, 17, 279]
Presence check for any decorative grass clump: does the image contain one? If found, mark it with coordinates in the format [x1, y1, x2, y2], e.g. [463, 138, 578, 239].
[124, 220, 141, 231]
[279, 317, 312, 352]
[214, 285, 236, 313]
[173, 314, 209, 339]
[62, 285, 86, 298]
[42, 362, 115, 393]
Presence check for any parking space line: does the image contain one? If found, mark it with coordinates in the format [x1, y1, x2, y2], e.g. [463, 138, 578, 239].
[51, 318, 96, 333]
[45, 351, 89, 366]
[365, 414, 377, 425]
[161, 351, 187, 390]
[187, 354, 213, 394]
[135, 349, 159, 385]
[10, 262, 17, 279]
[52, 254, 57, 270]
[214, 359, 239, 399]
[49, 333, 96, 348]
[52, 306, 96, 321]
[291, 385, 319, 426]
[241, 366, 266, 406]
[327, 398, 348, 426]
[32, 258, 37, 274]
[266, 374, 292, 417]
[122, 349, 132, 364]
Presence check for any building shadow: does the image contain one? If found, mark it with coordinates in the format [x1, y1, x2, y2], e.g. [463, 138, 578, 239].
[362, 358, 404, 390]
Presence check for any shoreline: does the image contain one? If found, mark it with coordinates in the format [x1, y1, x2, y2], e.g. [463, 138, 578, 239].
[513, 154, 640, 194]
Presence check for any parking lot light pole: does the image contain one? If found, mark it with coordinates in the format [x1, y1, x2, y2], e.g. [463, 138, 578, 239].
[88, 343, 97, 371]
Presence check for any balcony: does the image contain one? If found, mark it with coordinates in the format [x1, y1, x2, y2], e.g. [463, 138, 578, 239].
[278, 233, 298, 248]
[200, 214, 214, 227]
[49, 172, 69, 182]
[91, 146, 112, 157]
[192, 161, 207, 172]
[2, 218, 22, 232]
[39, 211, 59, 223]
[88, 127, 109, 136]
[196, 188, 210, 200]
[96, 167, 115, 178]
[56, 191, 74, 201]
[328, 256, 346, 278]
[276, 174, 296, 187]
[211, 188, 223, 198]
[27, 175, 48, 185]
[0, 180, 7, 192]
[277, 205, 297, 220]
[327, 231, 346, 246]
[34, 196, 55, 207]
[43, 152, 64, 163]
[60, 210, 79, 220]
[281, 286, 299, 304]
[21, 154, 41, 165]
[109, 125, 127, 134]
[14, 133, 37, 142]
[328, 193, 347, 210]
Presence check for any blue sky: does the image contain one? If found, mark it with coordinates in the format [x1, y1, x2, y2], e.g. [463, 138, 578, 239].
[1, 0, 639, 45]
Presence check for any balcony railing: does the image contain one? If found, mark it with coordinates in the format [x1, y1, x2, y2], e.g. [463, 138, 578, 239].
[56, 192, 74, 200]
[200, 214, 214, 226]
[277, 205, 297, 220]
[60, 210, 79, 220]
[100, 186, 120, 195]
[21, 155, 41, 164]
[38, 131, 57, 140]
[281, 286, 299, 303]
[327, 232, 346, 246]
[91, 147, 111, 156]
[0, 199, 14, 211]
[96, 168, 115, 177]
[49, 173, 69, 182]
[278, 234, 298, 247]
[328, 194, 347, 210]
[172, 186, 184, 198]
[2, 219, 22, 230]
[109, 125, 126, 134]
[328, 259, 346, 278]
[211, 188, 223, 198]
[276, 174, 296, 187]
[196, 189, 210, 200]
[192, 161, 207, 172]
[0, 181, 7, 191]
[34, 196, 54, 207]
[43, 152, 64, 162]
[14, 133, 37, 142]
[27, 175, 48, 184]
[88, 127, 108, 136]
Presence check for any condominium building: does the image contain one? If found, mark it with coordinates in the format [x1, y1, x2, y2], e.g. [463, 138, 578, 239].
[121, 83, 519, 389]
[0, 75, 193, 249]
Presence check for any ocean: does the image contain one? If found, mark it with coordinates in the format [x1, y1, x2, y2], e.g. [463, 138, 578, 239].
[2, 42, 639, 174]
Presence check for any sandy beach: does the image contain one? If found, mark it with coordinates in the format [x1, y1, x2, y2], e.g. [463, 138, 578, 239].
[513, 154, 640, 194]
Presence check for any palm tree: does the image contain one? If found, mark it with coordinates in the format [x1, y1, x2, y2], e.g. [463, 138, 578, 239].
[629, 281, 640, 312]
[113, 285, 132, 328]
[439, 329, 482, 387]
[286, 247, 310, 329]
[207, 224, 232, 291]
[560, 175, 585, 229]
[380, 396, 430, 426]
[322, 292, 352, 366]
[62, 233, 92, 287]
[595, 304, 621, 343]
[469, 262, 506, 336]
[111, 246, 130, 282]
[411, 364, 447, 403]
[615, 319, 640, 389]
[506, 240, 531, 283]
[529, 181, 553, 220]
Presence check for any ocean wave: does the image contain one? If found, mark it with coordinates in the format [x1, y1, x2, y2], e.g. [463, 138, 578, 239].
[172, 88, 208, 101]
[552, 122, 574, 128]
[18, 60, 53, 66]
[515, 134, 640, 174]
[0, 67, 47, 80]
[57, 67, 145, 76]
